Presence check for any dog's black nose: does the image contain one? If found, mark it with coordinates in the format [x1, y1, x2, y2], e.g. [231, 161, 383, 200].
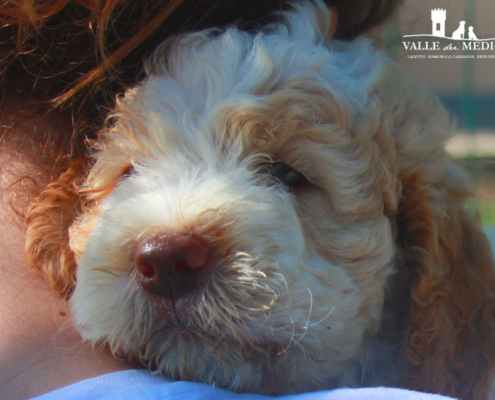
[135, 234, 210, 298]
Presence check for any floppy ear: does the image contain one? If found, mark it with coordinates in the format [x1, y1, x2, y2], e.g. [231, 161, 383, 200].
[396, 164, 495, 400]
[25, 159, 87, 298]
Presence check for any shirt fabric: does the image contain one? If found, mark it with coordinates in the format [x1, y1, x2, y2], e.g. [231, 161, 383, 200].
[30, 369, 457, 400]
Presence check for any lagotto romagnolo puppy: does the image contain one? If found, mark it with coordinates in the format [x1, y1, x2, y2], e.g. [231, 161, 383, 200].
[26, 1, 495, 399]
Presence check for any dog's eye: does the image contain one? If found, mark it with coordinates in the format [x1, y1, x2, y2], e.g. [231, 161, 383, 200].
[120, 165, 135, 179]
[268, 162, 307, 189]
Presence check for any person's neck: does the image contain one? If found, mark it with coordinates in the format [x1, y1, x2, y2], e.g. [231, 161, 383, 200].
[0, 154, 129, 400]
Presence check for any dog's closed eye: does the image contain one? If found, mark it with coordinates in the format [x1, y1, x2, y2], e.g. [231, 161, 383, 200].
[266, 162, 308, 190]
[120, 165, 135, 180]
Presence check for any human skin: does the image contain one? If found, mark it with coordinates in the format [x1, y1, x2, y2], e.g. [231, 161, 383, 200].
[0, 109, 130, 400]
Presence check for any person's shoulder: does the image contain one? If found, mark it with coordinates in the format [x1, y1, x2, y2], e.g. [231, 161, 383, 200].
[29, 370, 166, 400]
[30, 371, 457, 400]
[285, 387, 457, 400]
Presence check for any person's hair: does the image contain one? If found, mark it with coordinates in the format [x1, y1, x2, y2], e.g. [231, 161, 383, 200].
[0, 0, 402, 168]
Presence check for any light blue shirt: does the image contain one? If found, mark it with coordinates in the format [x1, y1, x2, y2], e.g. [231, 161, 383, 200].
[31, 370, 457, 400]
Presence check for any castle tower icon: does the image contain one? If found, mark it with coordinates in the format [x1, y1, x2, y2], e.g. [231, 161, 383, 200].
[431, 8, 446, 37]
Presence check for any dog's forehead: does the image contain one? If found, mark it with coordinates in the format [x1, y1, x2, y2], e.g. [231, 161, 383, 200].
[136, 29, 384, 136]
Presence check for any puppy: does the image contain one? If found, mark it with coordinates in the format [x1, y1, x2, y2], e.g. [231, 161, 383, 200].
[26, 1, 495, 398]
[452, 21, 466, 40]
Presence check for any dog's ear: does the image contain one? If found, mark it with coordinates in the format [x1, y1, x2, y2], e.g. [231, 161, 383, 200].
[25, 159, 87, 298]
[396, 163, 495, 399]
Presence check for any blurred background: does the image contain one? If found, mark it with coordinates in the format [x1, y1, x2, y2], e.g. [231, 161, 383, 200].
[381, 0, 495, 248]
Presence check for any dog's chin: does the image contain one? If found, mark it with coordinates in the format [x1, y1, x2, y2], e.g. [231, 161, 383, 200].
[125, 325, 341, 396]
[111, 291, 345, 396]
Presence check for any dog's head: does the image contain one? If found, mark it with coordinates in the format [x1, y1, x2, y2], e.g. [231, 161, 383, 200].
[26, 1, 495, 397]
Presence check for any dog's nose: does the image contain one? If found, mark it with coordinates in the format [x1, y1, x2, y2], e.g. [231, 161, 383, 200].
[135, 234, 210, 298]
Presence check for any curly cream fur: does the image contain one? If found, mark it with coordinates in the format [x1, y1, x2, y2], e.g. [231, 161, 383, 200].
[25, 1, 495, 398]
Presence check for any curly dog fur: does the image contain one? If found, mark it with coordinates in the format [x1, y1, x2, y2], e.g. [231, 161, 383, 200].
[26, 1, 495, 398]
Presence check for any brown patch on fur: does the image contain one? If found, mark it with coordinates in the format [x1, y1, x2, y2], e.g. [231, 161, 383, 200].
[25, 158, 88, 297]
[396, 170, 495, 400]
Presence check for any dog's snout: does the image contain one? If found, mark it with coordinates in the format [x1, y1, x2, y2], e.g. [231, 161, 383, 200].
[135, 234, 210, 298]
